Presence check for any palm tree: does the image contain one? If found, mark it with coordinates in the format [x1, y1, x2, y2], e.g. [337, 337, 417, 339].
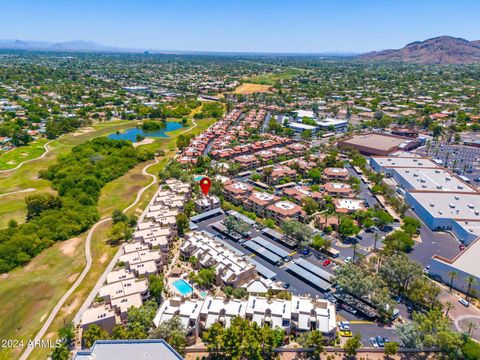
[444, 301, 455, 317]
[448, 271, 458, 292]
[465, 276, 477, 300]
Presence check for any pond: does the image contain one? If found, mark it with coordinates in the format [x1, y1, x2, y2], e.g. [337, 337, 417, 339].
[108, 122, 183, 142]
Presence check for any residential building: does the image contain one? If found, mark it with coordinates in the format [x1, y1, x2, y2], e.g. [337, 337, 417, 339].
[180, 231, 257, 287]
[333, 198, 365, 213]
[323, 167, 349, 181]
[222, 181, 253, 205]
[266, 201, 304, 224]
[323, 182, 355, 198]
[245, 191, 279, 217]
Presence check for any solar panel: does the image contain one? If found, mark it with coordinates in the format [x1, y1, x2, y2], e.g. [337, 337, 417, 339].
[286, 263, 331, 291]
[244, 241, 282, 264]
[294, 258, 332, 282]
[251, 237, 290, 258]
[249, 259, 277, 279]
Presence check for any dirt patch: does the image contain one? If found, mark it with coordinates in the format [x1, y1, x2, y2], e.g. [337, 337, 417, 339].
[67, 272, 79, 283]
[99, 253, 108, 264]
[62, 297, 80, 316]
[72, 127, 95, 136]
[233, 83, 272, 94]
[24, 262, 48, 272]
[130, 173, 147, 182]
[0, 273, 9, 280]
[59, 237, 82, 256]
[133, 138, 155, 147]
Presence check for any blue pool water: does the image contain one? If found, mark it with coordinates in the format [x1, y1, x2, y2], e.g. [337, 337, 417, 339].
[173, 279, 193, 296]
[194, 176, 204, 181]
[108, 122, 182, 142]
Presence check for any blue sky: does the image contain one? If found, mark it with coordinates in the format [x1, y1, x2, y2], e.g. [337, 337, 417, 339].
[0, 0, 479, 53]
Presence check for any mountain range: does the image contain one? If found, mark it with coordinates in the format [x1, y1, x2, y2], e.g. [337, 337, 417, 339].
[0, 39, 136, 52]
[359, 36, 480, 64]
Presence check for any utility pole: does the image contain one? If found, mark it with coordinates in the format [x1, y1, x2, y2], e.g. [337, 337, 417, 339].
[373, 233, 378, 251]
[352, 241, 357, 263]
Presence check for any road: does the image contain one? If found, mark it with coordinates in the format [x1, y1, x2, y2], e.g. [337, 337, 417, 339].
[0, 139, 53, 173]
[20, 157, 160, 360]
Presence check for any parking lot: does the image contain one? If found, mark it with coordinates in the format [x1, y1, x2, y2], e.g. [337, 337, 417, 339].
[414, 142, 480, 182]
[192, 210, 408, 345]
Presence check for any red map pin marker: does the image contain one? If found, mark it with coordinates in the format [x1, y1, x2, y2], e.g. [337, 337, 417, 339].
[200, 177, 212, 196]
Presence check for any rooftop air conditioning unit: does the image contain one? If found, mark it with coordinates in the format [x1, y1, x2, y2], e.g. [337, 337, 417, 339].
[430, 203, 434, 207]
[458, 185, 464, 189]
[455, 196, 460, 200]
[468, 204, 475, 209]
[449, 204, 456, 208]
[476, 211, 480, 216]
[435, 170, 441, 173]
[437, 185, 443, 189]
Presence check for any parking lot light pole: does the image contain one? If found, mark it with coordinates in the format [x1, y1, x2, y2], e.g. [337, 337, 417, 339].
[373, 233, 378, 251]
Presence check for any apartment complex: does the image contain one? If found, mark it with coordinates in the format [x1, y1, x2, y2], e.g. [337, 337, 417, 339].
[180, 231, 257, 287]
[154, 294, 337, 340]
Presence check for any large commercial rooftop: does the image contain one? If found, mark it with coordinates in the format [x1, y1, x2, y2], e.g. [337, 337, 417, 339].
[74, 340, 183, 360]
[408, 191, 480, 222]
[339, 133, 416, 155]
[394, 167, 475, 192]
[371, 156, 438, 169]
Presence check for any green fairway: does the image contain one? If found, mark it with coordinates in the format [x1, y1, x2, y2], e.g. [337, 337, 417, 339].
[243, 69, 304, 85]
[0, 138, 49, 170]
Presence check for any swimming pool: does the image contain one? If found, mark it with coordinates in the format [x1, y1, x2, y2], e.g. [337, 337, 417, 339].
[173, 279, 193, 296]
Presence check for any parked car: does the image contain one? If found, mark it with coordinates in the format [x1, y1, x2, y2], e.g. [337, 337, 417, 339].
[339, 324, 350, 331]
[341, 303, 357, 314]
[355, 234, 363, 240]
[458, 298, 470, 307]
[365, 227, 374, 233]
[300, 248, 310, 255]
[283, 283, 291, 289]
[474, 177, 480, 183]
[375, 336, 386, 347]
[323, 259, 331, 266]
[370, 337, 379, 348]
[340, 330, 352, 337]
[338, 321, 350, 326]
[284, 256, 293, 262]
[344, 256, 352, 264]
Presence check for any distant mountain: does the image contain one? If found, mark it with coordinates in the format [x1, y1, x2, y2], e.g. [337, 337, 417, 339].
[359, 36, 480, 64]
[0, 39, 133, 52]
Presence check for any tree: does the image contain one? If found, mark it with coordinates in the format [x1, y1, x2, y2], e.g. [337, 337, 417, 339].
[401, 216, 421, 235]
[307, 168, 321, 183]
[301, 330, 324, 359]
[302, 197, 319, 215]
[465, 276, 477, 300]
[384, 341, 399, 358]
[375, 210, 394, 227]
[148, 274, 165, 303]
[82, 324, 109, 348]
[380, 253, 422, 296]
[311, 234, 325, 250]
[338, 217, 360, 237]
[108, 221, 132, 244]
[343, 333, 361, 358]
[112, 209, 128, 224]
[444, 301, 455, 317]
[202, 321, 226, 359]
[448, 271, 458, 292]
[281, 219, 313, 244]
[111, 324, 130, 339]
[150, 316, 187, 355]
[384, 230, 415, 253]
[176, 213, 189, 236]
[195, 267, 216, 287]
[50, 344, 70, 360]
[127, 300, 158, 337]
[25, 193, 62, 220]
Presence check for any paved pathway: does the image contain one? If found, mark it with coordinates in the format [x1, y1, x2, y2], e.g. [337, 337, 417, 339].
[20, 158, 160, 360]
[0, 188, 36, 197]
[0, 140, 53, 173]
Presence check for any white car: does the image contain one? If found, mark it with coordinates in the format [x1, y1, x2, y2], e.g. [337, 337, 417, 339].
[458, 298, 470, 307]
[369, 337, 379, 348]
[344, 256, 352, 263]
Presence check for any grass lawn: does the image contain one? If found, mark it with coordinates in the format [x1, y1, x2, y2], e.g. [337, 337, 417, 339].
[0, 138, 49, 171]
[0, 233, 87, 360]
[243, 69, 304, 85]
[28, 220, 118, 360]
